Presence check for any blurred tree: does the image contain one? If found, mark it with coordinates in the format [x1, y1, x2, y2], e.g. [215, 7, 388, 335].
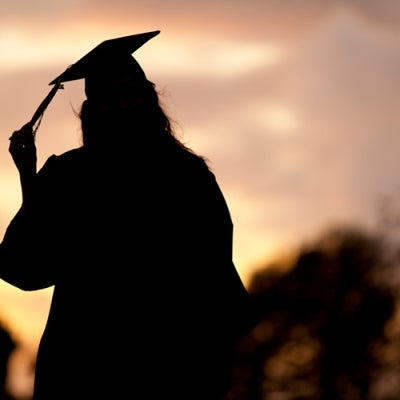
[229, 226, 400, 400]
[0, 318, 17, 400]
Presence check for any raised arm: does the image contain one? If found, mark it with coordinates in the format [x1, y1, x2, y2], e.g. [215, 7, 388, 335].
[8, 122, 37, 211]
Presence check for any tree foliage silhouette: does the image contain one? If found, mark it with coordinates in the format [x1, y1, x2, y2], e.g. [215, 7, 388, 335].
[230, 226, 400, 400]
[0, 318, 17, 400]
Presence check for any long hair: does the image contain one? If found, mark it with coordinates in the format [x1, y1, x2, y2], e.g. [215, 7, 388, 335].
[79, 78, 191, 153]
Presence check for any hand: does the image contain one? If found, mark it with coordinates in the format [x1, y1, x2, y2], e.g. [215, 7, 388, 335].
[8, 122, 37, 176]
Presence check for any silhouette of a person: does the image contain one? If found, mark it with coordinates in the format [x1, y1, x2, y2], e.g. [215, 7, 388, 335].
[0, 31, 254, 399]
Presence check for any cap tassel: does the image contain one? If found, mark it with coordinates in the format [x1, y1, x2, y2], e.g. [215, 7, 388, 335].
[30, 79, 64, 137]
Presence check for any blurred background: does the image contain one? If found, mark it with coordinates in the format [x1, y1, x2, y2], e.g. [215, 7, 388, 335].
[1, 1, 400, 398]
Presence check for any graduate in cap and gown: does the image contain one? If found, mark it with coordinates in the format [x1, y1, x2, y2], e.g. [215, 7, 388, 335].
[0, 31, 255, 399]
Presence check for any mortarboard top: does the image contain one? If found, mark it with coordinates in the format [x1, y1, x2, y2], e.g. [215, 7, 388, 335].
[30, 30, 160, 132]
[49, 30, 160, 85]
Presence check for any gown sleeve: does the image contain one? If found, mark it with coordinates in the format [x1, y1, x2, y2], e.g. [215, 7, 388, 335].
[177, 155, 256, 342]
[0, 155, 60, 290]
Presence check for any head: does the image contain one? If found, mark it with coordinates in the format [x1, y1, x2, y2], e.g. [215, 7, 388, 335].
[79, 62, 176, 151]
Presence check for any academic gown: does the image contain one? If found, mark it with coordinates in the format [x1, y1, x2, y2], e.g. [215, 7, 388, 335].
[0, 142, 253, 399]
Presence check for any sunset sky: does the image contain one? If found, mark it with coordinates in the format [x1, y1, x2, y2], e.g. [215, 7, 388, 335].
[1, 0, 400, 395]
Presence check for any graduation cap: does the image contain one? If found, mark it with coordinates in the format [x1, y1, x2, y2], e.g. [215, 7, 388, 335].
[49, 30, 160, 84]
[30, 30, 160, 134]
